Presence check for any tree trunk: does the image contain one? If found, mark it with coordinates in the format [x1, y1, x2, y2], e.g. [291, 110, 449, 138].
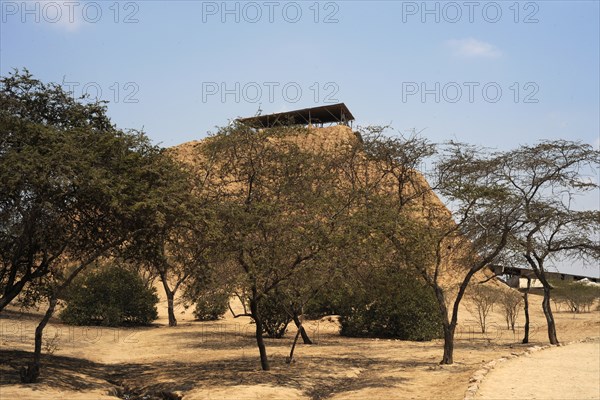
[18, 254, 105, 383]
[287, 327, 302, 364]
[166, 291, 177, 327]
[433, 286, 455, 365]
[524, 256, 559, 345]
[160, 273, 177, 327]
[249, 297, 270, 371]
[20, 298, 58, 383]
[441, 323, 455, 365]
[522, 277, 531, 344]
[0, 280, 28, 313]
[292, 312, 312, 345]
[542, 285, 559, 345]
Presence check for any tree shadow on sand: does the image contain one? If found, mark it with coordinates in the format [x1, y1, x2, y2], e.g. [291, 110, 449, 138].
[108, 354, 410, 400]
[0, 349, 109, 390]
[1, 348, 411, 400]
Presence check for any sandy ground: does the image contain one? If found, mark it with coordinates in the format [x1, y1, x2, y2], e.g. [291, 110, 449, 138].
[476, 340, 600, 400]
[1, 292, 599, 400]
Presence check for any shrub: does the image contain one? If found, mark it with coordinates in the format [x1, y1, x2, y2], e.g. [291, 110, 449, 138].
[257, 291, 292, 338]
[304, 286, 345, 320]
[466, 284, 500, 334]
[60, 265, 159, 326]
[193, 291, 230, 321]
[552, 280, 600, 313]
[499, 289, 522, 331]
[338, 270, 443, 341]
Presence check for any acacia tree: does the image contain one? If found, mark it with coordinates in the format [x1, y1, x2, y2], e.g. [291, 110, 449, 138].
[271, 263, 328, 345]
[499, 289, 522, 332]
[275, 229, 364, 350]
[123, 154, 216, 327]
[13, 132, 170, 381]
[0, 70, 185, 382]
[198, 123, 357, 370]
[466, 284, 500, 334]
[499, 141, 600, 344]
[360, 134, 521, 364]
[0, 69, 122, 311]
[152, 223, 212, 327]
[425, 144, 532, 364]
[552, 280, 600, 313]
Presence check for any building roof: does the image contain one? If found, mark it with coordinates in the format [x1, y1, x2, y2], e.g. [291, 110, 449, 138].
[237, 103, 354, 128]
[489, 265, 599, 282]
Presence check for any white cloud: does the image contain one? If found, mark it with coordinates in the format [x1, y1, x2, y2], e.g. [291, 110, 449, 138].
[21, 0, 85, 32]
[446, 38, 502, 59]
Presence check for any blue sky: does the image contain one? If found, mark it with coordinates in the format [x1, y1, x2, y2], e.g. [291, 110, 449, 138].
[1, 1, 599, 275]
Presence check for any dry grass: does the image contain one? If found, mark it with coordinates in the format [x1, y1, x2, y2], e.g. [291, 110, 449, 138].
[1, 292, 599, 399]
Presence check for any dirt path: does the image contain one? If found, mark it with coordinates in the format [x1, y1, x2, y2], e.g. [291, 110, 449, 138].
[476, 340, 600, 400]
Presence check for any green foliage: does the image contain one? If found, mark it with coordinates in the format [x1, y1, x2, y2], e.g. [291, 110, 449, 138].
[338, 270, 443, 341]
[0, 69, 169, 311]
[183, 259, 236, 321]
[257, 291, 292, 339]
[304, 289, 344, 320]
[551, 280, 600, 313]
[200, 122, 357, 346]
[193, 291, 230, 321]
[60, 265, 159, 326]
